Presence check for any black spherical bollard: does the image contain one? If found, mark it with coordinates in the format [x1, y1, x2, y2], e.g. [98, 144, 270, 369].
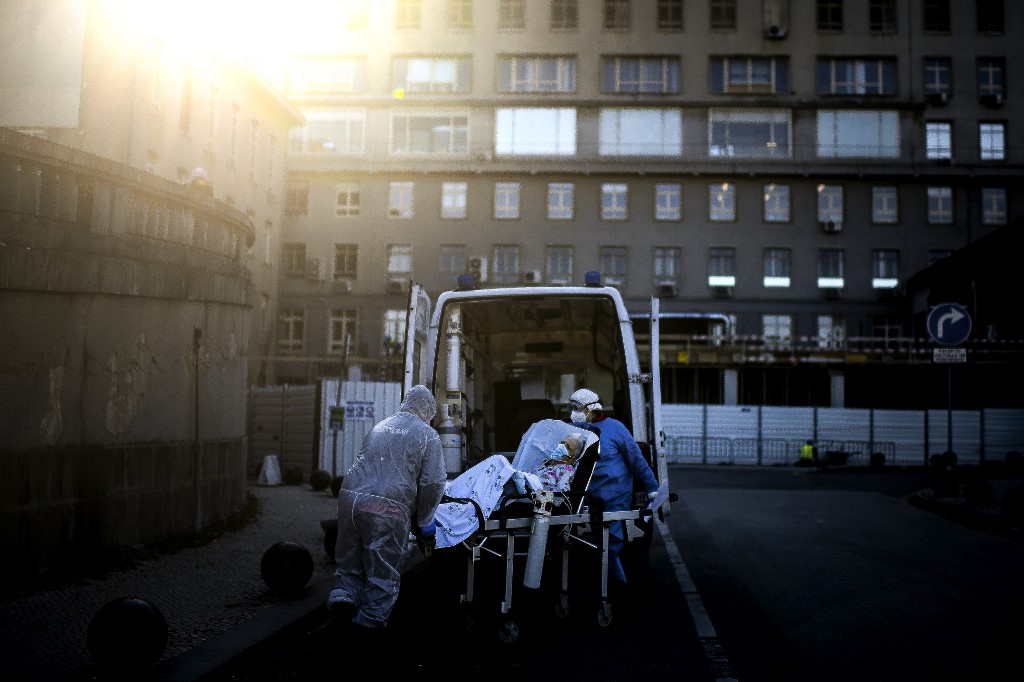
[261, 541, 314, 595]
[330, 475, 344, 498]
[87, 597, 168, 673]
[310, 469, 331, 492]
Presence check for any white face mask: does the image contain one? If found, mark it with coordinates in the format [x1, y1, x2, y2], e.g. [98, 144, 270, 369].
[570, 410, 587, 423]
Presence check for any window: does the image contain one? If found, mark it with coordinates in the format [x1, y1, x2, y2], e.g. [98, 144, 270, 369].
[447, 0, 473, 29]
[928, 249, 953, 266]
[922, 0, 950, 32]
[287, 57, 367, 95]
[817, 315, 846, 349]
[655, 0, 684, 29]
[495, 182, 521, 219]
[981, 188, 1007, 225]
[601, 183, 628, 220]
[603, 0, 631, 30]
[872, 186, 899, 224]
[708, 247, 736, 287]
[817, 0, 843, 31]
[547, 182, 575, 220]
[709, 109, 791, 158]
[388, 182, 414, 219]
[763, 248, 791, 288]
[869, 0, 897, 33]
[816, 110, 900, 158]
[442, 181, 468, 218]
[496, 108, 577, 155]
[709, 182, 736, 222]
[762, 314, 793, 349]
[333, 244, 358, 280]
[655, 183, 682, 221]
[286, 180, 309, 216]
[491, 245, 520, 284]
[283, 242, 306, 278]
[816, 184, 844, 223]
[763, 184, 790, 222]
[329, 309, 357, 355]
[925, 122, 952, 160]
[599, 246, 628, 287]
[709, 57, 789, 94]
[392, 56, 471, 93]
[977, 58, 1005, 97]
[872, 249, 899, 288]
[498, 0, 526, 30]
[601, 56, 680, 93]
[599, 108, 681, 156]
[439, 244, 466, 284]
[977, 0, 1004, 33]
[546, 245, 574, 285]
[817, 248, 845, 289]
[550, 0, 578, 30]
[387, 243, 413, 279]
[383, 309, 407, 350]
[979, 122, 1006, 161]
[290, 109, 364, 154]
[817, 58, 896, 95]
[709, 0, 736, 30]
[278, 308, 304, 353]
[497, 56, 577, 93]
[654, 247, 681, 285]
[923, 58, 952, 96]
[927, 187, 954, 224]
[391, 111, 469, 154]
[179, 65, 192, 134]
[395, 0, 421, 29]
[335, 183, 360, 217]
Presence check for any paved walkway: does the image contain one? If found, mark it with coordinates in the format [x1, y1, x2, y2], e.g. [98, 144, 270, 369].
[1, 483, 339, 681]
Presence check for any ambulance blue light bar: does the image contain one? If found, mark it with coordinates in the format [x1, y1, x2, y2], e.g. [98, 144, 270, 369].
[584, 271, 602, 287]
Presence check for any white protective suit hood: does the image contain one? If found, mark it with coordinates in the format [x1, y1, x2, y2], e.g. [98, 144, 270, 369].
[401, 385, 437, 424]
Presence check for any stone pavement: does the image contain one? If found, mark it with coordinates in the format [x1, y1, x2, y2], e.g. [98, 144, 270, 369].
[0, 482, 339, 681]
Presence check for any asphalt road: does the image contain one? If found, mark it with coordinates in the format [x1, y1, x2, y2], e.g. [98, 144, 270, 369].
[210, 464, 1024, 681]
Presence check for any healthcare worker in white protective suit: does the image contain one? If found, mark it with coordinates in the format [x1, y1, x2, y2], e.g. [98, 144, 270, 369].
[326, 385, 446, 633]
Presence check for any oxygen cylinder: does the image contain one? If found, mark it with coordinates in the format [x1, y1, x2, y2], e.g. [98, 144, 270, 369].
[437, 404, 462, 476]
[523, 490, 554, 589]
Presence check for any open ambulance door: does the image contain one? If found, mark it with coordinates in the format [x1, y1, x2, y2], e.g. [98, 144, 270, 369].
[649, 296, 671, 517]
[403, 283, 432, 395]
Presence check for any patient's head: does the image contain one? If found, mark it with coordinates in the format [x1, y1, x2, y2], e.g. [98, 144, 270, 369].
[547, 432, 586, 464]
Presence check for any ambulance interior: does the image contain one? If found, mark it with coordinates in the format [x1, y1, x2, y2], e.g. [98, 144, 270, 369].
[431, 293, 632, 470]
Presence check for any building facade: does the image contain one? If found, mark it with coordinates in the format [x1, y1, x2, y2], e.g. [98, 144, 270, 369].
[270, 0, 1022, 409]
[0, 0, 300, 579]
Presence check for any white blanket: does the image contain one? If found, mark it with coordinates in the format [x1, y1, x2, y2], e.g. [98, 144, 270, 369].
[434, 455, 516, 549]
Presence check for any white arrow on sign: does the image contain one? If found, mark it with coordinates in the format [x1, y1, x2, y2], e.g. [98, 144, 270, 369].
[936, 308, 964, 339]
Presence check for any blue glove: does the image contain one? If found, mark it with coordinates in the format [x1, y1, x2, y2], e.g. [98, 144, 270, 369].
[417, 520, 436, 537]
[416, 520, 437, 557]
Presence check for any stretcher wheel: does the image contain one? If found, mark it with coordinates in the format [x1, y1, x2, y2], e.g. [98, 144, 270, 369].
[597, 603, 613, 628]
[554, 603, 570, 619]
[496, 619, 520, 644]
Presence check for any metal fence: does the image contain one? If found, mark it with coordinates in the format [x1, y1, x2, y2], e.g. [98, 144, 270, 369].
[661, 405, 1024, 466]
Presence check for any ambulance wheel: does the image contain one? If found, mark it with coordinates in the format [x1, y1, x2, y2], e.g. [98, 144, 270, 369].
[496, 619, 520, 644]
[597, 603, 613, 628]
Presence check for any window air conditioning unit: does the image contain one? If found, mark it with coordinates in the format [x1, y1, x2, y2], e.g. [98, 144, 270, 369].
[656, 283, 678, 298]
[822, 220, 842, 233]
[520, 270, 542, 285]
[711, 286, 734, 300]
[468, 256, 488, 283]
[763, 0, 789, 38]
[386, 279, 409, 295]
[980, 93, 1004, 108]
[927, 92, 949, 106]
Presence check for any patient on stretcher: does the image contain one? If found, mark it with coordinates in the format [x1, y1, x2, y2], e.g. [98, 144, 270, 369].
[432, 422, 595, 549]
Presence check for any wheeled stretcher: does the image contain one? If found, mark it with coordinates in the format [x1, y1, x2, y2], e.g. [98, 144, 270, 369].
[434, 420, 669, 643]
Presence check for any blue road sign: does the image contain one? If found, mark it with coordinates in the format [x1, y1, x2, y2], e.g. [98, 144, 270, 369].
[926, 302, 972, 346]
